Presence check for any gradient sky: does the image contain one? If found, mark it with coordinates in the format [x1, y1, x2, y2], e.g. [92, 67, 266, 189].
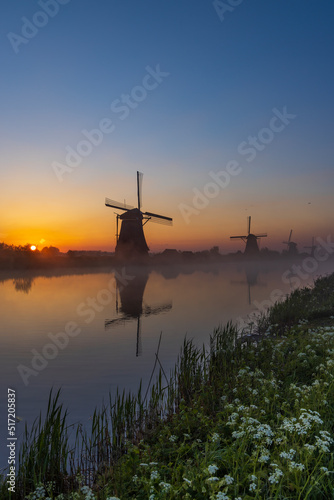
[1, 0, 333, 252]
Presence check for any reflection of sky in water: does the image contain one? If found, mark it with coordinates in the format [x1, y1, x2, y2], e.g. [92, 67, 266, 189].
[1, 260, 334, 467]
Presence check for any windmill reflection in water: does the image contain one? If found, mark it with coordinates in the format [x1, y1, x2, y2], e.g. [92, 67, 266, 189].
[230, 265, 267, 305]
[105, 270, 172, 356]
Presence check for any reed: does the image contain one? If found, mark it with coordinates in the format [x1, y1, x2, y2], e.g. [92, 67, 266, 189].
[15, 388, 75, 496]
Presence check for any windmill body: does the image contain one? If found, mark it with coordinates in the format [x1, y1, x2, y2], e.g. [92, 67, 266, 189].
[105, 172, 172, 259]
[283, 230, 298, 256]
[230, 217, 267, 256]
[117, 208, 149, 257]
[245, 234, 262, 255]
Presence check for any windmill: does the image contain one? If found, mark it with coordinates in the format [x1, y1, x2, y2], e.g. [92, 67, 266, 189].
[283, 230, 298, 255]
[105, 270, 172, 356]
[230, 216, 267, 255]
[105, 172, 172, 259]
[304, 236, 316, 257]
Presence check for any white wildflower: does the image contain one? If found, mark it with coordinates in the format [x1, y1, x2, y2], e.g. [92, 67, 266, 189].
[150, 470, 159, 481]
[159, 481, 172, 492]
[216, 492, 229, 500]
[223, 474, 234, 485]
[280, 449, 296, 460]
[315, 436, 331, 453]
[211, 432, 220, 442]
[288, 462, 305, 471]
[258, 452, 270, 463]
[81, 486, 95, 500]
[208, 464, 219, 475]
[249, 482, 257, 492]
[268, 465, 283, 484]
[232, 430, 245, 439]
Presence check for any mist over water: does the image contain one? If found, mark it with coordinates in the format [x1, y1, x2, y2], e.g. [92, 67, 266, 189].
[1, 259, 334, 468]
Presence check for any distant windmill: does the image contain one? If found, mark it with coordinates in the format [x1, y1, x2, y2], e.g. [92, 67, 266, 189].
[105, 270, 172, 356]
[105, 172, 172, 259]
[283, 230, 298, 255]
[304, 236, 316, 257]
[230, 216, 267, 255]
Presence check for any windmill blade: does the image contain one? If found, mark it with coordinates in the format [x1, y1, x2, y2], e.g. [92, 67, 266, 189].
[248, 216, 251, 235]
[137, 171, 143, 210]
[288, 229, 293, 243]
[105, 198, 134, 211]
[145, 215, 173, 226]
[143, 211, 173, 222]
[305, 237, 316, 251]
[230, 235, 247, 239]
[142, 302, 172, 316]
[105, 316, 134, 329]
[255, 233, 267, 238]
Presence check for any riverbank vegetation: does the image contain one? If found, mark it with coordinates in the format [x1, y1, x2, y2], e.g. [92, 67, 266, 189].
[2, 274, 334, 499]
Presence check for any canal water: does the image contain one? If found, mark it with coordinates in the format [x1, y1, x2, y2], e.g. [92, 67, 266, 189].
[1, 258, 333, 469]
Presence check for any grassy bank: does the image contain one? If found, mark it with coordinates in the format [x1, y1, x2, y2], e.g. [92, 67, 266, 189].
[2, 274, 334, 499]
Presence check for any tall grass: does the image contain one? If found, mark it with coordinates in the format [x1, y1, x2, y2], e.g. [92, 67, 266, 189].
[16, 389, 75, 496]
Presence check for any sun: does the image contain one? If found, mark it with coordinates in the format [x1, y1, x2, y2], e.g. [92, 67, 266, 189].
[30, 245, 37, 251]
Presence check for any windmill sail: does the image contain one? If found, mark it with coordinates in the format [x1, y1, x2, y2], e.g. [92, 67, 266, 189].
[144, 211, 172, 222]
[137, 171, 143, 210]
[105, 198, 134, 211]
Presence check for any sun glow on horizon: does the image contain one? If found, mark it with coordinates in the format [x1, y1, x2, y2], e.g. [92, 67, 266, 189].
[30, 245, 37, 251]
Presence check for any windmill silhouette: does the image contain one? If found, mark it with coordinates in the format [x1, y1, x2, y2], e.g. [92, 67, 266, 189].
[105, 172, 172, 258]
[230, 216, 267, 256]
[105, 270, 172, 356]
[304, 236, 316, 257]
[283, 230, 298, 255]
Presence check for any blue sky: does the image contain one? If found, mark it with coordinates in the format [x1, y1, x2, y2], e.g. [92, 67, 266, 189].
[1, 0, 333, 251]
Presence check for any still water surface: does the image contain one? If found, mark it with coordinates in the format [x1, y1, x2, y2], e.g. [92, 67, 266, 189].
[1, 260, 333, 468]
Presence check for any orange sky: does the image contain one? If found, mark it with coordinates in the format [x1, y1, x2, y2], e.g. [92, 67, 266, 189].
[1, 163, 332, 254]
